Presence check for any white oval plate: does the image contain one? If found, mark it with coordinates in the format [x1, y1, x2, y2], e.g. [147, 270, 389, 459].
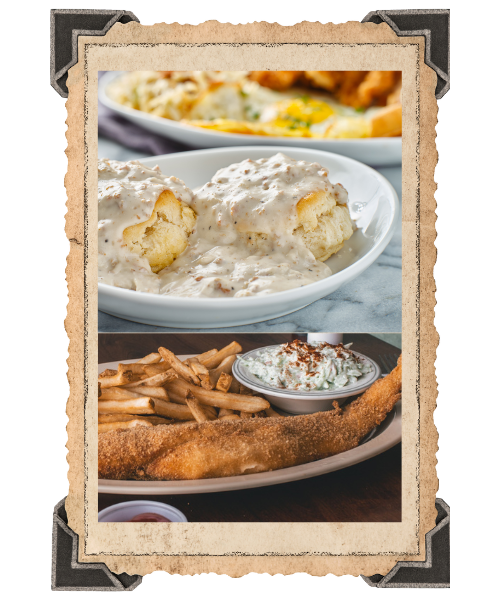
[98, 357, 401, 495]
[232, 347, 381, 414]
[99, 72, 402, 166]
[98, 146, 399, 328]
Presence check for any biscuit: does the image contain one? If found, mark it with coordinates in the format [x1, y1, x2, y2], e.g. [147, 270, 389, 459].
[295, 189, 353, 260]
[123, 189, 196, 273]
[294, 204, 353, 261]
[246, 189, 353, 262]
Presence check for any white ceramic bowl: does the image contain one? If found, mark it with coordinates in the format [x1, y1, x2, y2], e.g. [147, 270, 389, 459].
[99, 71, 402, 166]
[98, 146, 399, 328]
[98, 500, 188, 522]
[232, 347, 381, 414]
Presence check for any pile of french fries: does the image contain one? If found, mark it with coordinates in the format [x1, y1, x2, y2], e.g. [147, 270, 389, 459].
[98, 342, 282, 433]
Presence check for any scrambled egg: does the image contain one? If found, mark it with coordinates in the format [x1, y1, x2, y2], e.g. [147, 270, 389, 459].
[108, 71, 401, 139]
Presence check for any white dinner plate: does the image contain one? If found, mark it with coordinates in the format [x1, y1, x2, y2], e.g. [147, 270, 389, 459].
[232, 347, 382, 414]
[98, 356, 401, 495]
[98, 146, 399, 328]
[99, 72, 402, 166]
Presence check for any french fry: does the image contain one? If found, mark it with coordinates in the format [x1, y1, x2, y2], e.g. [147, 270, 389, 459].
[216, 372, 233, 393]
[183, 348, 217, 365]
[98, 414, 178, 433]
[143, 363, 170, 377]
[99, 369, 117, 378]
[123, 370, 177, 389]
[185, 392, 210, 423]
[208, 354, 237, 387]
[130, 386, 169, 400]
[187, 358, 213, 389]
[240, 411, 253, 419]
[99, 387, 147, 401]
[165, 378, 269, 412]
[150, 398, 195, 421]
[185, 389, 217, 418]
[167, 390, 188, 405]
[165, 383, 214, 412]
[204, 405, 218, 418]
[98, 397, 155, 414]
[265, 406, 284, 418]
[200, 342, 242, 369]
[98, 414, 174, 425]
[98, 344, 266, 433]
[98, 371, 134, 389]
[136, 352, 162, 364]
[218, 407, 234, 418]
[98, 396, 193, 421]
[118, 363, 146, 375]
[159, 347, 201, 385]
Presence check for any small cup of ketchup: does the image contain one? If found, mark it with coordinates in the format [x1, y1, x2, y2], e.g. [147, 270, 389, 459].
[128, 512, 171, 522]
[98, 501, 188, 523]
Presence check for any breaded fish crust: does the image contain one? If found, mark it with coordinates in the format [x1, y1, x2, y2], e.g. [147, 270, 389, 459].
[98, 358, 402, 481]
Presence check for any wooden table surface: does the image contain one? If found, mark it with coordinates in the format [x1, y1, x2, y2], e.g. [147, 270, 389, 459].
[98, 333, 401, 522]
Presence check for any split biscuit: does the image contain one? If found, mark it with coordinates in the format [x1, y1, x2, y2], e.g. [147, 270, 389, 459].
[123, 189, 196, 273]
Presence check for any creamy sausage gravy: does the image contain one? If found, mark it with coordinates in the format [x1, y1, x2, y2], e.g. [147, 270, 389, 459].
[98, 153, 350, 298]
[98, 159, 194, 293]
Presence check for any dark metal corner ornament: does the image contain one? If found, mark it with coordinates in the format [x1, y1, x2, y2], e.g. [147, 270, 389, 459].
[52, 498, 142, 591]
[50, 9, 139, 98]
[362, 9, 450, 99]
[362, 498, 450, 588]
[51, 9, 449, 99]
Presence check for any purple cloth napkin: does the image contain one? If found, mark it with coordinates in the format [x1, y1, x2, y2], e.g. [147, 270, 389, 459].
[98, 72, 190, 156]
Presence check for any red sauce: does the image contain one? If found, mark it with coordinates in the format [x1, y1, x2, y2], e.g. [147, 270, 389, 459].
[128, 512, 171, 522]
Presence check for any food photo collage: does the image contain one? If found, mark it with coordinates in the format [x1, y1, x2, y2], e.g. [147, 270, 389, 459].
[97, 70, 403, 524]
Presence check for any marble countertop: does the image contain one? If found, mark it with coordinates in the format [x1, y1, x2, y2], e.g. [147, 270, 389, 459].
[98, 137, 402, 333]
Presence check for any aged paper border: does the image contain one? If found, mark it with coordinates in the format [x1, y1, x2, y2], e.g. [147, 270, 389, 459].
[65, 21, 438, 577]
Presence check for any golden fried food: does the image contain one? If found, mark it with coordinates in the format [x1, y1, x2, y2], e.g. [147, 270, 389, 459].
[303, 70, 345, 92]
[335, 72, 372, 107]
[369, 104, 403, 138]
[108, 71, 402, 139]
[356, 71, 402, 108]
[98, 415, 175, 434]
[123, 189, 196, 273]
[304, 70, 401, 109]
[98, 357, 401, 481]
[249, 71, 302, 91]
